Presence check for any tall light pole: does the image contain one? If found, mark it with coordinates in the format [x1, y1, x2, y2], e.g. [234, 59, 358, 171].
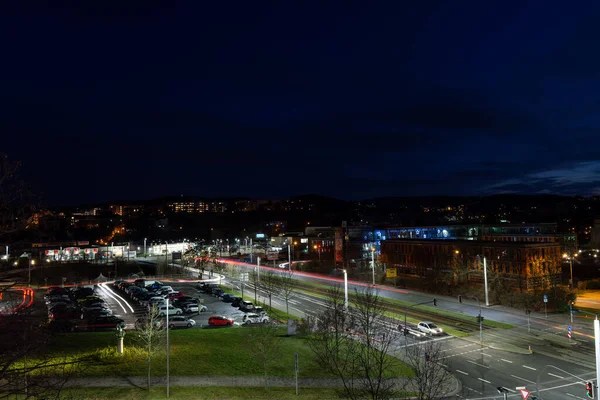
[564, 253, 574, 290]
[28, 258, 35, 286]
[288, 244, 292, 270]
[166, 298, 170, 398]
[143, 238, 147, 258]
[343, 269, 348, 311]
[483, 256, 489, 307]
[371, 246, 376, 286]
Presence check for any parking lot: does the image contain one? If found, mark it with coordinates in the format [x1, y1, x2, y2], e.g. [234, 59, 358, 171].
[99, 280, 258, 330]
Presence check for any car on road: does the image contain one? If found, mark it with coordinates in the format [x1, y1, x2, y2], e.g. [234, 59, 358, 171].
[417, 321, 443, 335]
[164, 316, 196, 329]
[157, 305, 182, 316]
[208, 315, 234, 327]
[242, 313, 270, 325]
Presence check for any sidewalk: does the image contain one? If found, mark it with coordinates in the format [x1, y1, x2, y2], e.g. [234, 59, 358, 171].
[63, 376, 411, 389]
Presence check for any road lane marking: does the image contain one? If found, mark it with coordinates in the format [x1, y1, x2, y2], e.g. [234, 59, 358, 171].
[567, 393, 588, 400]
[500, 359, 513, 363]
[467, 360, 489, 368]
[477, 378, 491, 384]
[522, 365, 537, 371]
[456, 369, 469, 375]
[548, 372, 565, 379]
[511, 374, 536, 384]
[502, 387, 516, 393]
[480, 352, 491, 357]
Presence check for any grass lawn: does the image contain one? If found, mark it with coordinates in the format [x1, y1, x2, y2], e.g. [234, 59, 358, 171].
[46, 328, 413, 378]
[60, 386, 343, 400]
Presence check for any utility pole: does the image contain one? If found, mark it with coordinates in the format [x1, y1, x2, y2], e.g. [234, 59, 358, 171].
[343, 269, 348, 311]
[288, 244, 291, 270]
[166, 298, 170, 398]
[143, 238, 147, 258]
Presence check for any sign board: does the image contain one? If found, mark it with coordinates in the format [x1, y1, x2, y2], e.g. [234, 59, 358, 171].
[294, 351, 299, 371]
[256, 234, 265, 239]
[519, 388, 530, 399]
[172, 252, 182, 260]
[543, 295, 548, 303]
[386, 268, 397, 278]
[266, 251, 279, 261]
[300, 238, 308, 244]
[240, 272, 249, 282]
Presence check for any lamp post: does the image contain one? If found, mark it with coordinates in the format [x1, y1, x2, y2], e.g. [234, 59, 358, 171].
[483, 256, 489, 307]
[563, 252, 574, 290]
[288, 244, 292, 270]
[371, 246, 376, 285]
[143, 238, 147, 258]
[28, 258, 35, 286]
[343, 269, 348, 311]
[166, 298, 170, 398]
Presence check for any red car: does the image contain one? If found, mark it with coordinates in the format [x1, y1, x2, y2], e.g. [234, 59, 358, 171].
[208, 315, 234, 327]
[167, 292, 184, 300]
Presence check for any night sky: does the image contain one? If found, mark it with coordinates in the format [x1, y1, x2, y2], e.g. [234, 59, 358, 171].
[2, 2, 600, 205]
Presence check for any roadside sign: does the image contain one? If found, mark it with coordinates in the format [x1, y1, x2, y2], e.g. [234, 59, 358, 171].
[386, 268, 397, 278]
[520, 388, 530, 399]
[266, 250, 279, 261]
[543, 295, 548, 303]
[567, 331, 572, 339]
[568, 325, 572, 331]
[294, 352, 299, 372]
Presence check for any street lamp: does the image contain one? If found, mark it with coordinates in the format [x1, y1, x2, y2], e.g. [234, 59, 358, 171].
[343, 269, 348, 311]
[563, 252, 575, 290]
[371, 247, 376, 285]
[28, 258, 35, 285]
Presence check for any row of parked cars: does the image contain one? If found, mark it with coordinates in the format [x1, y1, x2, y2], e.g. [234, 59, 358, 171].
[45, 286, 125, 332]
[113, 279, 207, 316]
[196, 282, 270, 325]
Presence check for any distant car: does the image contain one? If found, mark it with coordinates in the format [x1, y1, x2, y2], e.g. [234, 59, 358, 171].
[242, 313, 270, 325]
[417, 321, 443, 335]
[135, 316, 163, 330]
[181, 303, 207, 314]
[165, 316, 196, 329]
[239, 301, 254, 312]
[208, 315, 234, 327]
[221, 294, 236, 303]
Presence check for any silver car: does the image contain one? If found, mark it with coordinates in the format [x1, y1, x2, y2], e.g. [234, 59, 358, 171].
[164, 316, 196, 329]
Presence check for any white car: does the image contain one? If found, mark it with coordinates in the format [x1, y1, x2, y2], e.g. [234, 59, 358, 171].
[242, 313, 270, 325]
[164, 316, 196, 329]
[417, 321, 443, 335]
[182, 303, 207, 314]
[157, 305, 182, 316]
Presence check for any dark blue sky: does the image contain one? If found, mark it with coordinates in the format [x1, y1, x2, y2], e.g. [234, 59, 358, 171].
[2, 2, 600, 205]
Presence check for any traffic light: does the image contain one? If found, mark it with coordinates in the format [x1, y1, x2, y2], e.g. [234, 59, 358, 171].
[433, 298, 437, 306]
[586, 382, 594, 398]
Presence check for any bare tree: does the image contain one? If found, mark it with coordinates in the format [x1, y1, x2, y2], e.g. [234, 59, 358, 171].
[135, 305, 166, 391]
[0, 295, 88, 399]
[404, 341, 454, 400]
[306, 285, 403, 399]
[246, 322, 283, 390]
[259, 270, 280, 310]
[276, 269, 296, 317]
[0, 154, 38, 241]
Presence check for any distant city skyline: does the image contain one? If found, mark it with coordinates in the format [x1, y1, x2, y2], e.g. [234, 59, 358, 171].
[2, 3, 600, 205]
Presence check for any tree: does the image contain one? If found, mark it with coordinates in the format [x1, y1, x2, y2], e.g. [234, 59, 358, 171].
[259, 270, 280, 310]
[306, 285, 403, 400]
[404, 341, 454, 400]
[276, 269, 296, 317]
[0, 296, 88, 399]
[246, 322, 283, 390]
[135, 305, 165, 391]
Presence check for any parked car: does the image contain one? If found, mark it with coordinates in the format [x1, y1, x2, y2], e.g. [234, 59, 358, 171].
[221, 294, 236, 303]
[157, 305, 182, 316]
[253, 307, 266, 316]
[231, 297, 243, 307]
[181, 303, 207, 314]
[242, 313, 270, 325]
[173, 296, 197, 306]
[239, 301, 254, 312]
[164, 316, 196, 329]
[81, 308, 112, 319]
[200, 284, 218, 293]
[49, 308, 81, 321]
[208, 315, 234, 327]
[417, 321, 443, 335]
[167, 292, 185, 300]
[212, 288, 224, 298]
[135, 316, 163, 330]
[74, 316, 125, 332]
